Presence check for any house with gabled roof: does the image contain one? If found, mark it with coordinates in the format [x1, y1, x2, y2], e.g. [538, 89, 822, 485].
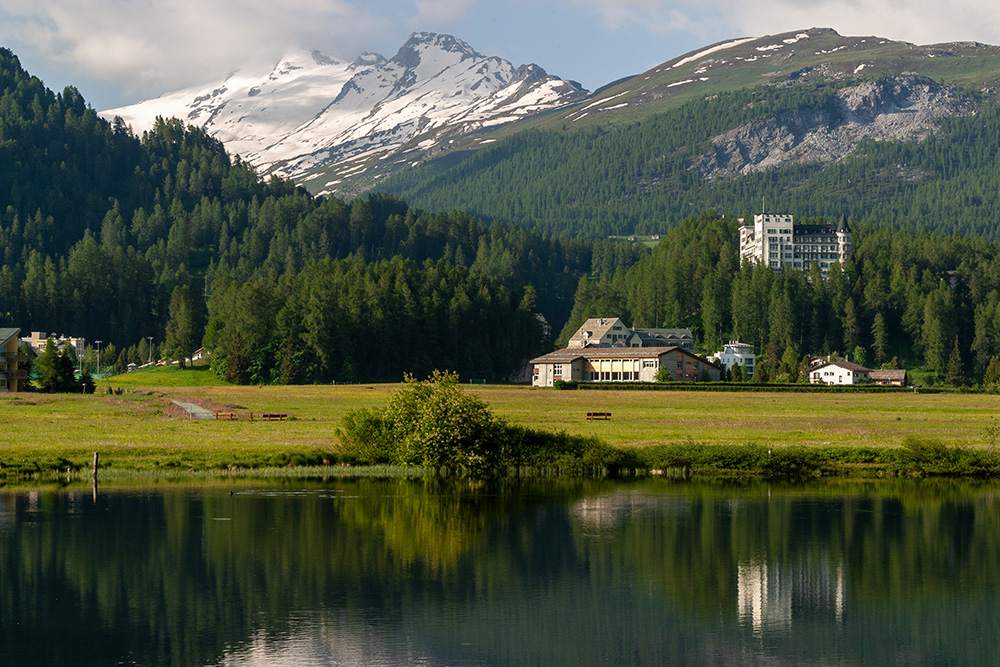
[809, 360, 871, 385]
[1, 327, 27, 392]
[530, 345, 723, 387]
[869, 369, 908, 386]
[567, 317, 633, 348]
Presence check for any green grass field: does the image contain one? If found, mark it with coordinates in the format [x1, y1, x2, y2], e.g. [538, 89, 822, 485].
[3, 365, 1000, 477]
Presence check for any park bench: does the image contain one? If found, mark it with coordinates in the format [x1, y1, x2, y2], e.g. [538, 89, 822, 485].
[260, 412, 288, 421]
[586, 411, 612, 420]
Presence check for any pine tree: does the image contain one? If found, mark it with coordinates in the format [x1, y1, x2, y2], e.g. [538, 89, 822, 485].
[163, 285, 200, 368]
[871, 312, 888, 365]
[34, 338, 62, 391]
[945, 335, 965, 387]
[984, 357, 1000, 386]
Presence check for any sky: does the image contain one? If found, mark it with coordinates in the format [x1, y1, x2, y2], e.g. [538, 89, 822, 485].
[3, 0, 1000, 111]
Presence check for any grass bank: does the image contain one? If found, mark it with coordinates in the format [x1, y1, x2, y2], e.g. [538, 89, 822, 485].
[3, 370, 1000, 480]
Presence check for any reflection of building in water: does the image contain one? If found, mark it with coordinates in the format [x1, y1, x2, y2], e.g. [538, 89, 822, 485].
[738, 562, 791, 633]
[737, 557, 845, 634]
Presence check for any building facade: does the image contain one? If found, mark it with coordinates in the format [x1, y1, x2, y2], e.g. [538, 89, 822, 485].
[531, 346, 723, 387]
[709, 340, 756, 378]
[869, 369, 908, 386]
[739, 213, 852, 275]
[1, 327, 26, 392]
[629, 328, 695, 351]
[809, 360, 871, 385]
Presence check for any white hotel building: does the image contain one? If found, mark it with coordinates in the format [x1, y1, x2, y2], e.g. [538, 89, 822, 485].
[739, 213, 852, 275]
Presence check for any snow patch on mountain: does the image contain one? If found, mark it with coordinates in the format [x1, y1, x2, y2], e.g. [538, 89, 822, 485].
[101, 33, 587, 193]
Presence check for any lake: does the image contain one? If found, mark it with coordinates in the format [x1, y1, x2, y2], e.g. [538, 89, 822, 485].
[2, 477, 999, 665]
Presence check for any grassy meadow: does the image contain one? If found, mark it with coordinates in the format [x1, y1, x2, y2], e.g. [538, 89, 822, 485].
[3, 365, 1000, 479]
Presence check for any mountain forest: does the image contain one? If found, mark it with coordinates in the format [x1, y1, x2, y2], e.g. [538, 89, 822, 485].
[4, 45, 1000, 385]
[380, 80, 1000, 241]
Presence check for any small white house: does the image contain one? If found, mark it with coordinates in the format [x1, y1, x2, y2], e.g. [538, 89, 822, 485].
[709, 340, 756, 378]
[809, 360, 871, 385]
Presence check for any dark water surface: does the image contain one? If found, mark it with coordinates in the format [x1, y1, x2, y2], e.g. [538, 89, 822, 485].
[2, 478, 999, 666]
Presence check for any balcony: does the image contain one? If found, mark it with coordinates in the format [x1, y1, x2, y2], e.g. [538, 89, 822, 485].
[5, 369, 28, 380]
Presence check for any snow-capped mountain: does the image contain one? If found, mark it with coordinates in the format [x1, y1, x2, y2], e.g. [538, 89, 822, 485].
[101, 33, 587, 195]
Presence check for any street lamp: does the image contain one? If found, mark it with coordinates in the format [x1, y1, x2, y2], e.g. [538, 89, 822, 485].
[147, 336, 153, 365]
[95, 340, 102, 377]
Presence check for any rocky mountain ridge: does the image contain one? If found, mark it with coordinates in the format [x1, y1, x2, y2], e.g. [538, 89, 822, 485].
[101, 32, 587, 195]
[693, 76, 976, 178]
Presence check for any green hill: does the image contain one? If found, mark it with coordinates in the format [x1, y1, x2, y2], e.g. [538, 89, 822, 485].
[375, 28, 1000, 239]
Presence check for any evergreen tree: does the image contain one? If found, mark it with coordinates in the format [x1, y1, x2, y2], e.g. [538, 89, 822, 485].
[163, 285, 201, 368]
[34, 339, 62, 391]
[871, 312, 888, 365]
[945, 335, 965, 387]
[984, 357, 1000, 386]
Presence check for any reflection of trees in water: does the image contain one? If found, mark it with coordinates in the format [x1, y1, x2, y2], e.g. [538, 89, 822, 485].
[3, 480, 1000, 665]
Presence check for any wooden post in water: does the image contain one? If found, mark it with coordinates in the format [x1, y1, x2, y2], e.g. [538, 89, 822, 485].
[92, 452, 99, 502]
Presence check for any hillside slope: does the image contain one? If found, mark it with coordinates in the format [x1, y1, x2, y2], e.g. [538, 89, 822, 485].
[376, 29, 1000, 239]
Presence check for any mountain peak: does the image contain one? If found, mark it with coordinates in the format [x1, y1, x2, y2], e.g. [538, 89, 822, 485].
[99, 32, 586, 196]
[392, 32, 482, 69]
[353, 52, 387, 68]
[310, 50, 341, 66]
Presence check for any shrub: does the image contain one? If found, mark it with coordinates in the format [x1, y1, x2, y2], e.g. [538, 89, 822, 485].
[339, 370, 506, 474]
[338, 370, 632, 476]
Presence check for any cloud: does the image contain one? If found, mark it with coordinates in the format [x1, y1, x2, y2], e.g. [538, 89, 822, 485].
[0, 0, 389, 99]
[412, 0, 474, 23]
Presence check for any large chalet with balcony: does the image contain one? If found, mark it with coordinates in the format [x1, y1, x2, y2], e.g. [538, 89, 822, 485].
[532, 318, 721, 387]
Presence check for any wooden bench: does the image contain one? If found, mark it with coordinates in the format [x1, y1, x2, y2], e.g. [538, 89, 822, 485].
[586, 411, 612, 420]
[260, 412, 288, 421]
[213, 411, 237, 420]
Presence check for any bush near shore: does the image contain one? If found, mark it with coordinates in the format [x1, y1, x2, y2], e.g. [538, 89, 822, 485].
[337, 371, 628, 476]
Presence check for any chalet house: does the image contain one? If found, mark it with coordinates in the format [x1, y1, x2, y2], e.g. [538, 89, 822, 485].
[530, 346, 723, 387]
[1, 327, 27, 392]
[869, 369, 908, 386]
[567, 318, 633, 348]
[809, 360, 871, 385]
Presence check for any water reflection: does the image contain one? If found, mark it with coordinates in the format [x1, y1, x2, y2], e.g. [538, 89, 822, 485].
[1, 479, 999, 666]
